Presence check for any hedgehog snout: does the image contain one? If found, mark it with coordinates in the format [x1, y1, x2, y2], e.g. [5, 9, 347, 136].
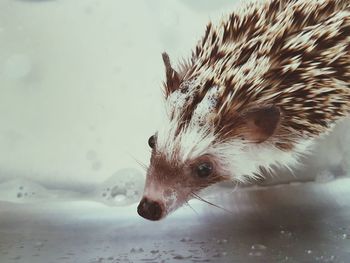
[137, 197, 164, 221]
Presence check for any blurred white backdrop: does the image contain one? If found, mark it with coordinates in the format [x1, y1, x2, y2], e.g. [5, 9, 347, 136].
[0, 0, 239, 188]
[0, 0, 349, 190]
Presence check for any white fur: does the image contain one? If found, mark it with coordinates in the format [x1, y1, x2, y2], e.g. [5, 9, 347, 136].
[206, 138, 314, 182]
[158, 110, 314, 182]
[156, 114, 216, 163]
[157, 82, 316, 182]
[158, 84, 222, 162]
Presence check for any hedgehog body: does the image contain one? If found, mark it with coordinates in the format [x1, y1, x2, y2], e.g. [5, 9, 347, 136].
[137, 0, 350, 221]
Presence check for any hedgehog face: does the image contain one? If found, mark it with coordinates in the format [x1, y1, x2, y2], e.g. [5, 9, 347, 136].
[137, 133, 229, 221]
[137, 103, 289, 221]
[137, 93, 285, 220]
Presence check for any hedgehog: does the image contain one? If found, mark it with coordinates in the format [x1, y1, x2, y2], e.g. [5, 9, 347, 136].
[137, 0, 350, 221]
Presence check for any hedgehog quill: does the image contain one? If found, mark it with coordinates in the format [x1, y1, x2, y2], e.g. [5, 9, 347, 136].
[137, 0, 350, 221]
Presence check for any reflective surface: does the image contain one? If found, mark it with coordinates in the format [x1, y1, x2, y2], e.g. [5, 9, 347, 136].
[1, 178, 349, 263]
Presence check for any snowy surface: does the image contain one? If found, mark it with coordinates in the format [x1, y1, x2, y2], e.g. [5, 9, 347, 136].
[1, 178, 350, 263]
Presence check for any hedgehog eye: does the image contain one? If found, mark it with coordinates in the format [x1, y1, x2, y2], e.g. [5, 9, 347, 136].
[148, 135, 156, 149]
[196, 162, 213, 178]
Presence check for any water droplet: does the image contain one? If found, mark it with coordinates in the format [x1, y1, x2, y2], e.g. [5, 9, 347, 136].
[111, 186, 127, 197]
[315, 255, 324, 261]
[280, 230, 292, 238]
[92, 161, 102, 171]
[34, 242, 44, 248]
[17, 193, 22, 198]
[213, 251, 227, 257]
[130, 247, 144, 253]
[114, 194, 126, 202]
[126, 189, 136, 197]
[173, 254, 191, 260]
[341, 233, 348, 239]
[251, 244, 267, 250]
[216, 239, 228, 244]
[306, 250, 312, 254]
[180, 237, 192, 242]
[249, 251, 262, 257]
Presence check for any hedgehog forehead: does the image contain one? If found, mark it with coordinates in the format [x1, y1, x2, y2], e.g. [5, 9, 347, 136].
[166, 80, 223, 121]
[156, 122, 215, 163]
[166, 79, 198, 113]
[157, 84, 224, 163]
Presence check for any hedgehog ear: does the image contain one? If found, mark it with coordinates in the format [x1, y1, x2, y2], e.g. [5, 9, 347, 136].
[240, 105, 281, 143]
[162, 52, 180, 96]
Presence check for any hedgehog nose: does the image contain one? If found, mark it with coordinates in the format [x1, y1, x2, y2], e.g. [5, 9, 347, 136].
[137, 197, 163, 221]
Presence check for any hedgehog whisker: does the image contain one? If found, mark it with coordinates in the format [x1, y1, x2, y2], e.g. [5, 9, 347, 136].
[185, 201, 199, 216]
[129, 154, 148, 172]
[191, 192, 232, 214]
[229, 180, 239, 193]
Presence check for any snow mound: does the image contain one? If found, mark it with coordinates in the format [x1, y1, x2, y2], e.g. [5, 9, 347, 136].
[92, 168, 144, 206]
[0, 178, 54, 203]
[0, 168, 145, 206]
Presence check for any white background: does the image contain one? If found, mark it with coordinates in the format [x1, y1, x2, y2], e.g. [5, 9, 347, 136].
[0, 0, 237, 186]
[0, 0, 349, 190]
